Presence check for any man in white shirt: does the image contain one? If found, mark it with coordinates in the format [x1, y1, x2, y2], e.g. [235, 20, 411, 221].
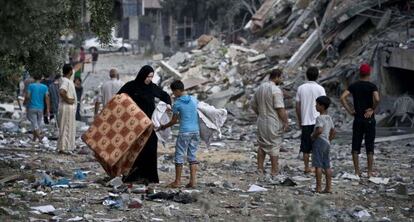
[94, 69, 124, 115]
[295, 67, 326, 174]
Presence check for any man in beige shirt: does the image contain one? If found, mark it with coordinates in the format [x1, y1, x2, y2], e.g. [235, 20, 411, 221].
[94, 69, 124, 115]
[251, 69, 289, 177]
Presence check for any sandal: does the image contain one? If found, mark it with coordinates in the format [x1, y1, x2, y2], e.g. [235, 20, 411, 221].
[166, 182, 181, 188]
[321, 190, 332, 194]
[185, 183, 196, 189]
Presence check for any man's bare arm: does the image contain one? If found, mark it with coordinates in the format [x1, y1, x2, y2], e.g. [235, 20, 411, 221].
[251, 95, 258, 115]
[373, 91, 380, 110]
[329, 128, 336, 142]
[159, 114, 179, 130]
[295, 101, 301, 127]
[45, 94, 50, 114]
[364, 90, 380, 118]
[311, 127, 323, 140]
[59, 89, 75, 104]
[94, 101, 101, 115]
[276, 108, 289, 131]
[23, 92, 30, 106]
[340, 90, 355, 116]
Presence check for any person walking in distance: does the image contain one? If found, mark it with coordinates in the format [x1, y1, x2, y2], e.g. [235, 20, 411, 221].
[94, 69, 124, 115]
[91, 48, 99, 74]
[48, 74, 61, 122]
[24, 73, 50, 142]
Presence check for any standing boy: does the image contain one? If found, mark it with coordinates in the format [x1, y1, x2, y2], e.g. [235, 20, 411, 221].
[340, 63, 380, 177]
[311, 96, 335, 193]
[296, 67, 326, 174]
[159, 80, 200, 188]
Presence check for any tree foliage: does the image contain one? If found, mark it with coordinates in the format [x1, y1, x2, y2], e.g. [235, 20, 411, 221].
[0, 0, 115, 92]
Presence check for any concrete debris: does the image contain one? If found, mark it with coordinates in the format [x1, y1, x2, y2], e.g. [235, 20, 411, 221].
[353, 209, 371, 218]
[30, 205, 56, 214]
[158, 61, 182, 79]
[1, 0, 414, 221]
[197, 34, 215, 49]
[247, 54, 266, 63]
[152, 53, 164, 61]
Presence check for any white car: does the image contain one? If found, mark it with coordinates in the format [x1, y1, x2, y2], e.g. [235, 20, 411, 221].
[83, 37, 132, 53]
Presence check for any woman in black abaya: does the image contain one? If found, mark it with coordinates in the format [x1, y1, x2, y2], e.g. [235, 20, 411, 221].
[118, 65, 171, 183]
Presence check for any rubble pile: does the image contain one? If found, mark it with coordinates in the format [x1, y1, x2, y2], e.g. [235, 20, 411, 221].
[1, 0, 414, 221]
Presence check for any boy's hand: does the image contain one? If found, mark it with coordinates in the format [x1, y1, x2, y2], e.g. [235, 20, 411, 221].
[157, 125, 166, 131]
[282, 122, 289, 132]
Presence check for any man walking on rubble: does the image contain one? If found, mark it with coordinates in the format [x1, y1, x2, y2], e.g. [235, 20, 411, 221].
[251, 69, 289, 177]
[24, 73, 50, 143]
[340, 63, 380, 178]
[296, 67, 326, 174]
[94, 69, 124, 115]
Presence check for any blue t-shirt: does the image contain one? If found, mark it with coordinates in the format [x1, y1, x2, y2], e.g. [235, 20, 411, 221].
[27, 83, 48, 110]
[172, 95, 199, 133]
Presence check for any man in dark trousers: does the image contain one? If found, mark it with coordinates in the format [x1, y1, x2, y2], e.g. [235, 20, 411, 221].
[340, 63, 380, 178]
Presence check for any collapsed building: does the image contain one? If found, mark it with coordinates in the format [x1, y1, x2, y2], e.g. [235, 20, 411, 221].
[0, 0, 414, 221]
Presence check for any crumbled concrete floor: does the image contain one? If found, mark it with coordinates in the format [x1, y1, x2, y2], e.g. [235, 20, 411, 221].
[0, 130, 413, 221]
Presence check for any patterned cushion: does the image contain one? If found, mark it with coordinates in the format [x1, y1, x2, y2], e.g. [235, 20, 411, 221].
[82, 93, 153, 177]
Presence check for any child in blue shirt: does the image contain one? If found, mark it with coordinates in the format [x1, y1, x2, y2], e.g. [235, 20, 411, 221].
[159, 80, 200, 188]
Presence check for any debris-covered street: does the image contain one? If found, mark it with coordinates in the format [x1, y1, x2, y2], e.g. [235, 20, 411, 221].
[1, 0, 414, 221]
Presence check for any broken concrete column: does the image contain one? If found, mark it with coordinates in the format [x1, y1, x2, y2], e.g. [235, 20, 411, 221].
[333, 16, 369, 47]
[248, 54, 266, 63]
[250, 0, 293, 33]
[159, 61, 182, 79]
[284, 0, 328, 39]
[285, 29, 321, 70]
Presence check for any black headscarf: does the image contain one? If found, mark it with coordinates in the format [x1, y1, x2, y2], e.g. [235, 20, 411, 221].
[117, 65, 171, 117]
[135, 65, 154, 86]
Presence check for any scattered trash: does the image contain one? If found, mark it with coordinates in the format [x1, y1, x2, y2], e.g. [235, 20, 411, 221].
[67, 216, 84, 221]
[0, 206, 20, 216]
[353, 209, 371, 218]
[128, 199, 143, 209]
[247, 184, 268, 192]
[107, 176, 123, 189]
[30, 205, 55, 214]
[73, 169, 87, 180]
[1, 122, 19, 133]
[147, 191, 197, 204]
[369, 177, 390, 185]
[280, 178, 297, 187]
[341, 172, 360, 181]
